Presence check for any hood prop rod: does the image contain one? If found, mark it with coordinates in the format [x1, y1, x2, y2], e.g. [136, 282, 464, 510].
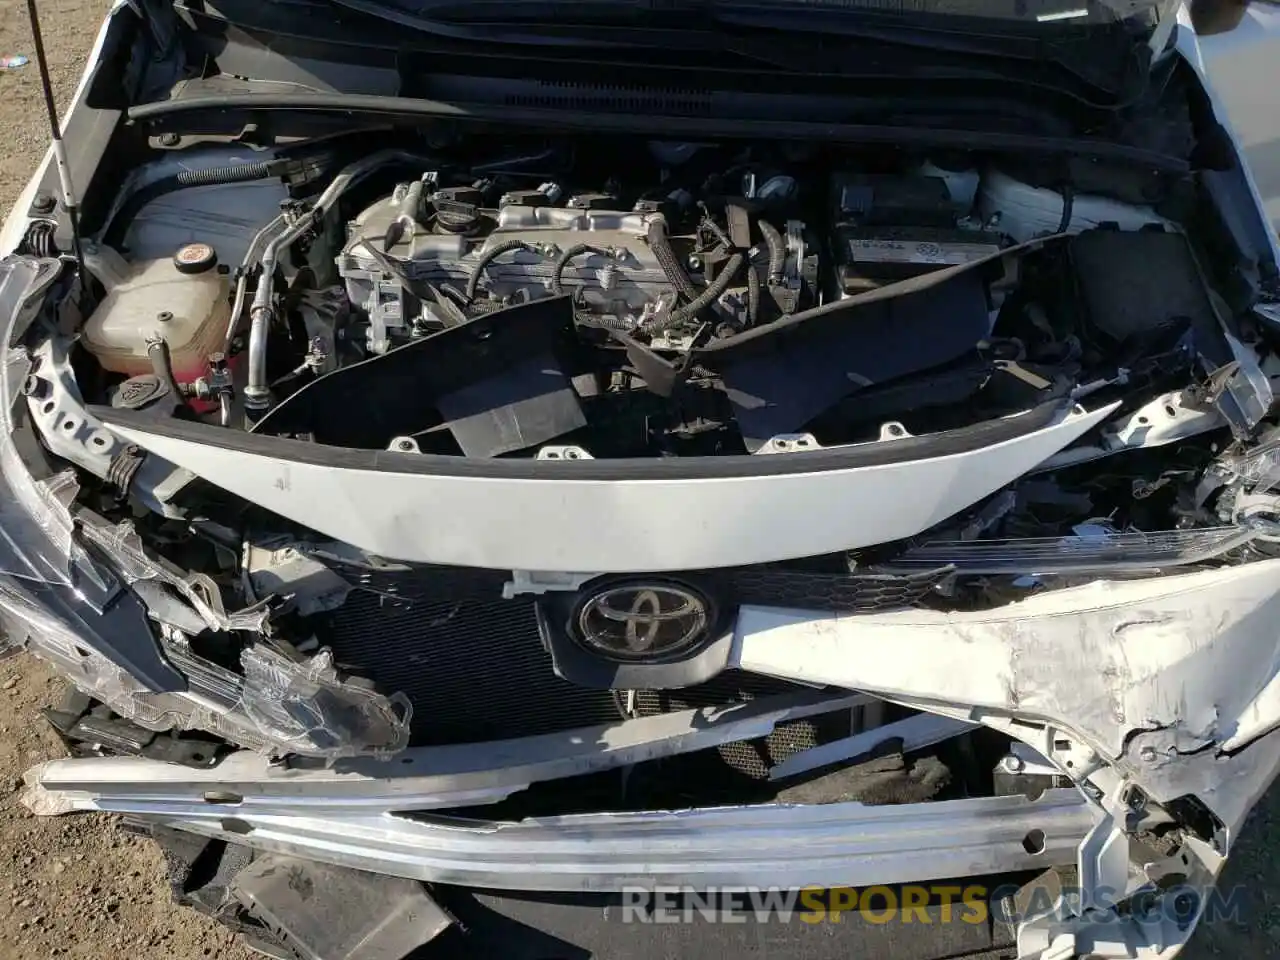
[24, 0, 87, 291]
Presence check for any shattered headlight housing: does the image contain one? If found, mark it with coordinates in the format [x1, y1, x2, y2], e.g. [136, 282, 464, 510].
[0, 255, 410, 760]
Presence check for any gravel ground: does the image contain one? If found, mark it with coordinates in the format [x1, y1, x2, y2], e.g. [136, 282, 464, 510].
[0, 2, 1276, 957]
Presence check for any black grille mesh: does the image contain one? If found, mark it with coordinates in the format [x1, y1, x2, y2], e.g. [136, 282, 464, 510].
[321, 562, 940, 756]
[323, 568, 619, 746]
[633, 671, 851, 780]
[703, 564, 951, 611]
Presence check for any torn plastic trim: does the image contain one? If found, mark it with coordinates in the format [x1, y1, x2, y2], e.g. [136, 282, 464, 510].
[728, 563, 1280, 959]
[0, 576, 190, 722]
[92, 402, 1119, 571]
[228, 853, 454, 960]
[111, 789, 1096, 893]
[5, 571, 409, 759]
[1036, 389, 1226, 472]
[732, 560, 1280, 780]
[0, 499, 409, 760]
[880, 523, 1267, 576]
[23, 690, 874, 815]
[76, 511, 273, 634]
[1219, 328, 1274, 437]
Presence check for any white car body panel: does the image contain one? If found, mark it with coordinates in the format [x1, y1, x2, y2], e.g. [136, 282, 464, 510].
[1200, 3, 1280, 230]
[102, 403, 1116, 572]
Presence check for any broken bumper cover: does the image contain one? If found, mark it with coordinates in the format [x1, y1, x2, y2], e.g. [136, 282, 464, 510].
[19, 559, 1280, 957]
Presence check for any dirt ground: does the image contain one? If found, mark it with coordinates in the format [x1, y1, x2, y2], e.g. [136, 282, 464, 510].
[0, 1, 1276, 957]
[0, 2, 253, 956]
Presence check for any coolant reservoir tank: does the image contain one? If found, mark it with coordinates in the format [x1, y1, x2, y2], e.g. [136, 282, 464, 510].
[82, 243, 229, 384]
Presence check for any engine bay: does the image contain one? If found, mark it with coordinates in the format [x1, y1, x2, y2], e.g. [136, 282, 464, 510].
[65, 133, 1245, 463]
[11, 122, 1280, 770]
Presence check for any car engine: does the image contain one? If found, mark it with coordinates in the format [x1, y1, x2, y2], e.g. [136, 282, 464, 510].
[72, 137, 1177, 461]
[338, 176, 819, 351]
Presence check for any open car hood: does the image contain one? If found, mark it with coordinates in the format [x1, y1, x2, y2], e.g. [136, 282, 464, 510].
[316, 0, 1187, 66]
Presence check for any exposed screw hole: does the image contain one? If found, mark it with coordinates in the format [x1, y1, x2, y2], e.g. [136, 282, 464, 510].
[1164, 404, 1177, 417]
[1022, 829, 1046, 855]
[1172, 892, 1199, 919]
[42, 401, 54, 414]
[1137, 416, 1149, 425]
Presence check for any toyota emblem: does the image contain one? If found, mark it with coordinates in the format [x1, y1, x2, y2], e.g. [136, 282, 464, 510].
[574, 583, 711, 662]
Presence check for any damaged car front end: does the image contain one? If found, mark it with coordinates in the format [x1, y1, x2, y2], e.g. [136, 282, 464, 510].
[5, 0, 1280, 956]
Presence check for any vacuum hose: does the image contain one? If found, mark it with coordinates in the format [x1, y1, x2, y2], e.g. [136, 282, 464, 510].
[145, 335, 185, 405]
[746, 252, 762, 327]
[646, 216, 700, 303]
[643, 251, 744, 335]
[758, 218, 786, 285]
[551, 243, 615, 297]
[464, 239, 546, 302]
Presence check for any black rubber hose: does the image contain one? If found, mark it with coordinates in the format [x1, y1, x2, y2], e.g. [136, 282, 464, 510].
[146, 336, 186, 403]
[746, 254, 761, 327]
[577, 312, 636, 332]
[644, 251, 744, 334]
[174, 160, 273, 187]
[552, 243, 614, 297]
[464, 239, 545, 302]
[1056, 184, 1075, 234]
[758, 219, 786, 285]
[646, 217, 700, 303]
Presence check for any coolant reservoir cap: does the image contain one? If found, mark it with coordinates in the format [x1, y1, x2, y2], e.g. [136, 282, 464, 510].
[173, 242, 217, 274]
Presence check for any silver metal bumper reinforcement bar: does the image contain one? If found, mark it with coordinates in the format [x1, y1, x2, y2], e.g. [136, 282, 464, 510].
[85, 792, 1097, 892]
[22, 686, 1099, 892]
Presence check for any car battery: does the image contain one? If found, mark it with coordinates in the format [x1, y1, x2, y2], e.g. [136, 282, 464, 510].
[833, 225, 1004, 293]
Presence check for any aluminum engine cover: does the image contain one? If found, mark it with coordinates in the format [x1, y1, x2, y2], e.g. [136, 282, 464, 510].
[339, 198, 677, 346]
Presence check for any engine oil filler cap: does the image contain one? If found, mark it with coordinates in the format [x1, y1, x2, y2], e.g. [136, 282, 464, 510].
[173, 242, 217, 274]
